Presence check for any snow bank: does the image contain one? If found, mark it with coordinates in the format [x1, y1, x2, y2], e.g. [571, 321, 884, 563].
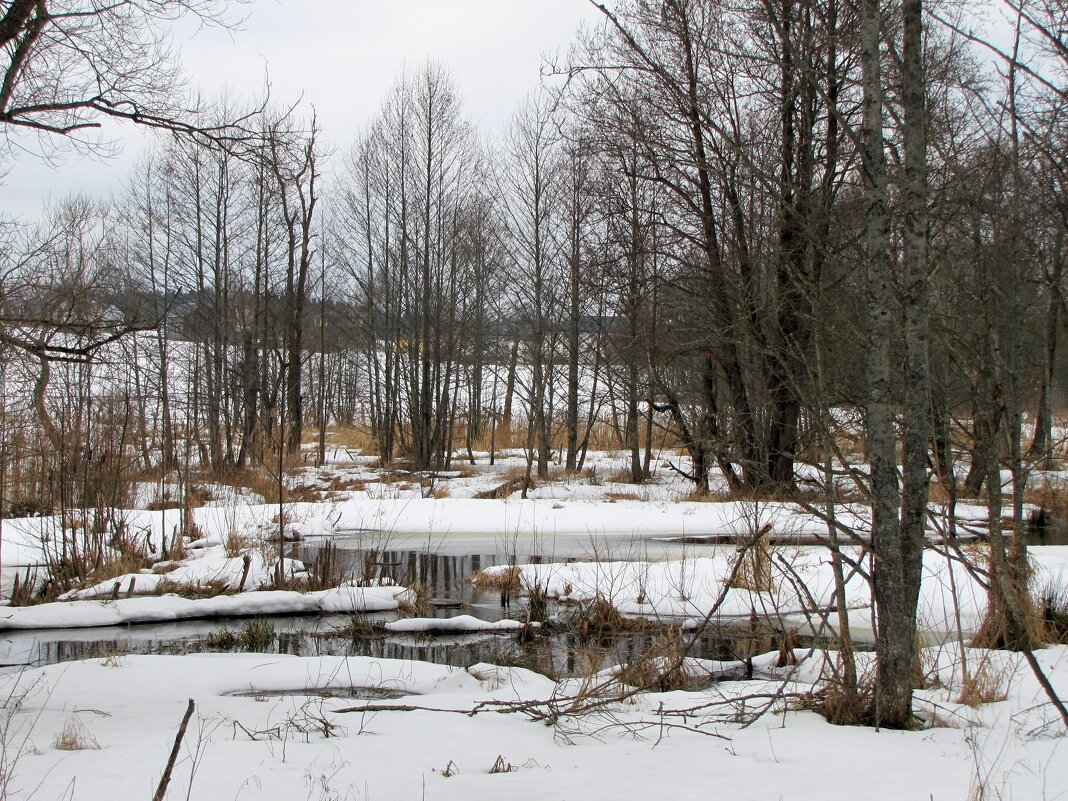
[384, 615, 532, 634]
[486, 547, 1068, 641]
[0, 584, 411, 631]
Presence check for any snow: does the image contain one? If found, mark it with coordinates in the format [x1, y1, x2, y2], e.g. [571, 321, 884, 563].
[384, 615, 532, 633]
[0, 584, 411, 631]
[483, 546, 1068, 644]
[1, 452, 1067, 799]
[0, 645, 1064, 800]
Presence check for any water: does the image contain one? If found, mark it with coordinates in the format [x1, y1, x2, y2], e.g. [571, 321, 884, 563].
[0, 541, 791, 679]
[1028, 511, 1068, 546]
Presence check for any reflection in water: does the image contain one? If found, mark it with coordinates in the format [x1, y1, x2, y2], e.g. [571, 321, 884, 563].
[4, 548, 816, 679]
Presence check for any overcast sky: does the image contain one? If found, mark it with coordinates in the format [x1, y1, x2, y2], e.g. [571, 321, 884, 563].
[0, 0, 602, 218]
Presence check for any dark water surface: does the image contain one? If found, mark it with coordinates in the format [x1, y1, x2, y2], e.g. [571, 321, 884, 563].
[0, 543, 781, 678]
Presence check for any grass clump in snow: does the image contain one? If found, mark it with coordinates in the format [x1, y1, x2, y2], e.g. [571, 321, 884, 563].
[52, 718, 100, 751]
[957, 653, 1009, 708]
[726, 525, 774, 594]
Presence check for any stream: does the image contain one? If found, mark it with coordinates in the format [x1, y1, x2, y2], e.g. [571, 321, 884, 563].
[0, 535, 793, 678]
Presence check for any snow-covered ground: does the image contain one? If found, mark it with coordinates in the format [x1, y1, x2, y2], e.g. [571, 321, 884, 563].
[0, 645, 1064, 800]
[0, 448, 1066, 799]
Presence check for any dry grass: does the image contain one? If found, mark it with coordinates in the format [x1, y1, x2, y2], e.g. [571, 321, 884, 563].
[604, 491, 643, 503]
[1038, 582, 1068, 644]
[615, 626, 696, 691]
[726, 527, 774, 594]
[321, 424, 378, 453]
[471, 566, 522, 593]
[1023, 480, 1068, 514]
[224, 531, 256, 558]
[397, 582, 430, 617]
[52, 719, 100, 751]
[957, 653, 1009, 707]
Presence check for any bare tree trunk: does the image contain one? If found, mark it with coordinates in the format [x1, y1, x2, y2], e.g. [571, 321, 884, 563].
[862, 0, 916, 730]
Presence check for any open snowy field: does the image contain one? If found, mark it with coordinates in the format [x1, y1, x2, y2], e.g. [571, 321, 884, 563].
[1, 645, 1065, 800]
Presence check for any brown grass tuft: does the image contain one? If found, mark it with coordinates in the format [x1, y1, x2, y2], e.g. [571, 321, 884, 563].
[957, 653, 1008, 708]
[471, 566, 521, 593]
[727, 526, 774, 593]
[52, 719, 100, 751]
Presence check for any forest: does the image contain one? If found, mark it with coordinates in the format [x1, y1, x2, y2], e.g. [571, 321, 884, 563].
[0, 1, 1067, 799]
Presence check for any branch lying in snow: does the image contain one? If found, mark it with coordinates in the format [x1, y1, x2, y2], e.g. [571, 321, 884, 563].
[330, 700, 731, 741]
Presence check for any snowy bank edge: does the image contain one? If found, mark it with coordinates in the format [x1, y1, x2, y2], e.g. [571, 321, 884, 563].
[0, 584, 411, 631]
